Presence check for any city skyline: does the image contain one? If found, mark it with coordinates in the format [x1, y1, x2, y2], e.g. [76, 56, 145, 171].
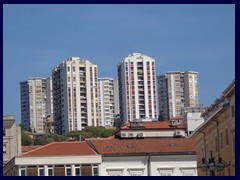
[3, 4, 235, 124]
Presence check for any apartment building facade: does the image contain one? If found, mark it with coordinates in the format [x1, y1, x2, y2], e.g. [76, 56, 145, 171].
[190, 80, 235, 176]
[98, 78, 119, 128]
[52, 57, 98, 135]
[20, 77, 53, 134]
[157, 71, 199, 120]
[118, 53, 157, 123]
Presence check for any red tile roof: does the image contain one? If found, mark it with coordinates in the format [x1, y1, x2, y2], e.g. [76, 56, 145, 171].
[89, 138, 195, 155]
[121, 121, 185, 129]
[22, 146, 42, 153]
[46, 119, 54, 123]
[20, 141, 97, 157]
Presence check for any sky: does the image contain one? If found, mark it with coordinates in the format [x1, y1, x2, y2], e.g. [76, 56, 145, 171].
[3, 4, 235, 124]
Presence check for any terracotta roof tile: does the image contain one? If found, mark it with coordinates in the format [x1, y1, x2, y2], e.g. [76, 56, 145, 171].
[20, 141, 96, 157]
[22, 146, 42, 153]
[89, 138, 195, 155]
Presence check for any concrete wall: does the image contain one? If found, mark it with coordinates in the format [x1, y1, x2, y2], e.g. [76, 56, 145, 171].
[100, 155, 197, 176]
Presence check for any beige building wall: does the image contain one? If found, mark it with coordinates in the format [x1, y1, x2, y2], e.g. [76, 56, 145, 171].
[190, 80, 235, 176]
[3, 115, 22, 166]
[20, 77, 52, 134]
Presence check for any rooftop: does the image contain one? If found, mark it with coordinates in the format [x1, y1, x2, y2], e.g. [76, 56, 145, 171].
[89, 138, 195, 155]
[20, 141, 97, 157]
[22, 146, 42, 153]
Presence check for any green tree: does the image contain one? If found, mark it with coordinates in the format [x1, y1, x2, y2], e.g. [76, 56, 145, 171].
[21, 131, 33, 146]
[66, 126, 117, 140]
[45, 137, 54, 144]
[114, 114, 123, 129]
[34, 136, 46, 145]
[158, 111, 165, 122]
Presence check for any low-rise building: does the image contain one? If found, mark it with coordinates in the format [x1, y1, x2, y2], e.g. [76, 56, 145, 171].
[3, 141, 101, 176]
[89, 137, 197, 176]
[117, 120, 186, 138]
[182, 106, 205, 136]
[3, 115, 22, 166]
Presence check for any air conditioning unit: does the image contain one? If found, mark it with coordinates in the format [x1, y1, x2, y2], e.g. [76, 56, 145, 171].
[174, 130, 182, 137]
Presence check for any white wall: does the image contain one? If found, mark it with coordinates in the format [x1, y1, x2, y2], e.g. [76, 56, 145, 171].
[119, 129, 186, 138]
[184, 112, 205, 135]
[100, 155, 197, 176]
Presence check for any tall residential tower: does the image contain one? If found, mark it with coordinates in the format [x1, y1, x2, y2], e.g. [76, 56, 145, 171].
[98, 78, 119, 128]
[118, 53, 157, 123]
[52, 57, 98, 135]
[157, 71, 199, 120]
[20, 77, 53, 133]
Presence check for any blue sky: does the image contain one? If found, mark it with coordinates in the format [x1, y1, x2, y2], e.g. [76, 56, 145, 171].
[3, 4, 235, 124]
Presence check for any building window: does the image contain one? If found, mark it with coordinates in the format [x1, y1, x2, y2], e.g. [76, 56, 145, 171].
[3, 128, 6, 136]
[47, 165, 54, 176]
[233, 133, 235, 156]
[19, 166, 26, 176]
[181, 169, 195, 176]
[75, 165, 81, 176]
[215, 137, 218, 152]
[65, 165, 72, 176]
[128, 169, 144, 176]
[231, 105, 235, 118]
[220, 132, 224, 149]
[159, 170, 173, 176]
[81, 164, 92, 176]
[92, 165, 99, 176]
[38, 166, 44, 176]
[206, 143, 208, 159]
[225, 128, 229, 145]
[3, 144, 6, 154]
[108, 170, 123, 176]
[158, 168, 174, 176]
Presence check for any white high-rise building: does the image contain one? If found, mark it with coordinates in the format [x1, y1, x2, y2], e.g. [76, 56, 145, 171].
[52, 57, 98, 135]
[118, 53, 157, 123]
[98, 78, 119, 128]
[157, 71, 199, 120]
[20, 77, 53, 134]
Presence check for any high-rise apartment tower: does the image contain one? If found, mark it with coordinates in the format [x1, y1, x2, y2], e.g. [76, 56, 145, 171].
[157, 71, 199, 120]
[52, 57, 98, 135]
[98, 78, 119, 128]
[118, 53, 157, 123]
[20, 77, 53, 133]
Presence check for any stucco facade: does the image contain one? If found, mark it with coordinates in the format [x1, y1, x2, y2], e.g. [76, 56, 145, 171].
[3, 115, 22, 166]
[100, 155, 197, 176]
[190, 80, 235, 176]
